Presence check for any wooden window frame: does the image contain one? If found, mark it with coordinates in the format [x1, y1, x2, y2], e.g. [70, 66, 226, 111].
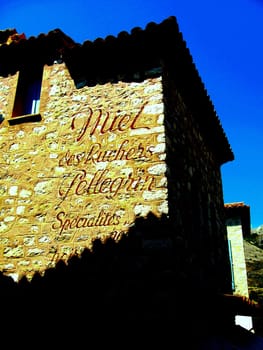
[9, 64, 43, 125]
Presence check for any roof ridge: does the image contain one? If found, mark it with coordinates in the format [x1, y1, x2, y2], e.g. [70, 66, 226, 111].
[0, 16, 234, 164]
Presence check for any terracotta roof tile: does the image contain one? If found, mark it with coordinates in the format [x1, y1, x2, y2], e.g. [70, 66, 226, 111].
[225, 202, 251, 236]
[225, 202, 250, 209]
[0, 16, 234, 164]
[0, 29, 17, 45]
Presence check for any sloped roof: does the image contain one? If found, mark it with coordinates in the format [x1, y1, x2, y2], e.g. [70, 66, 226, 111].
[0, 16, 234, 164]
[225, 202, 251, 236]
[0, 28, 75, 75]
[0, 29, 17, 44]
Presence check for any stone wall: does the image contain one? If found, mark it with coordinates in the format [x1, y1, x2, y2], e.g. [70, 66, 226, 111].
[227, 223, 253, 330]
[162, 67, 232, 294]
[227, 224, 249, 297]
[0, 63, 168, 280]
[0, 61, 232, 297]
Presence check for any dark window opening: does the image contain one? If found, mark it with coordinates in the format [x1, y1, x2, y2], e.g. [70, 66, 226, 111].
[12, 65, 43, 117]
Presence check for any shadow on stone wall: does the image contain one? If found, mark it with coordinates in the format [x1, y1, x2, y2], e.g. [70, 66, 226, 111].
[0, 212, 234, 347]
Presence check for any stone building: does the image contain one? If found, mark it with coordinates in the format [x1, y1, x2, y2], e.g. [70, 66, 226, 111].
[0, 16, 234, 279]
[225, 202, 253, 331]
[2, 16, 258, 346]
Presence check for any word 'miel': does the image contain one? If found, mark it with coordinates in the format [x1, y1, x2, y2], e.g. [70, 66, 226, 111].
[71, 103, 149, 141]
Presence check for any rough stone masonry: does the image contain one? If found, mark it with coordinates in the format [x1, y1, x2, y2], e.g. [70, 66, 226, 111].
[0, 63, 168, 280]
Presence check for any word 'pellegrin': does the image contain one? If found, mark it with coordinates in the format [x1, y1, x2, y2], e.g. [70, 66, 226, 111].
[58, 169, 158, 200]
[71, 103, 149, 141]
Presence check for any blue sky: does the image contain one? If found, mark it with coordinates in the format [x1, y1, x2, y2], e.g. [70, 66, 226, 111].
[1, 0, 263, 228]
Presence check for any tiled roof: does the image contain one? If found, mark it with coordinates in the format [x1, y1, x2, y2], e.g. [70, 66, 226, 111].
[0, 28, 76, 75]
[0, 16, 234, 164]
[0, 28, 17, 45]
[225, 202, 250, 209]
[225, 202, 251, 236]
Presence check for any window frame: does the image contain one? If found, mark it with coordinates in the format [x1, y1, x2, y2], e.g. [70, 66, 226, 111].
[11, 63, 43, 120]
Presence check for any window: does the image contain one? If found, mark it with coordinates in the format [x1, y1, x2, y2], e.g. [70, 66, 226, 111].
[227, 239, 235, 292]
[12, 64, 43, 117]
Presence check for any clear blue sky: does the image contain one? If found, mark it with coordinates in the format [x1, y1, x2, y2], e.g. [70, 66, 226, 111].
[1, 0, 262, 228]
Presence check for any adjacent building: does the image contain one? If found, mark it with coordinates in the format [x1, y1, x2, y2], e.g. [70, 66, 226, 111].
[225, 202, 254, 331]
